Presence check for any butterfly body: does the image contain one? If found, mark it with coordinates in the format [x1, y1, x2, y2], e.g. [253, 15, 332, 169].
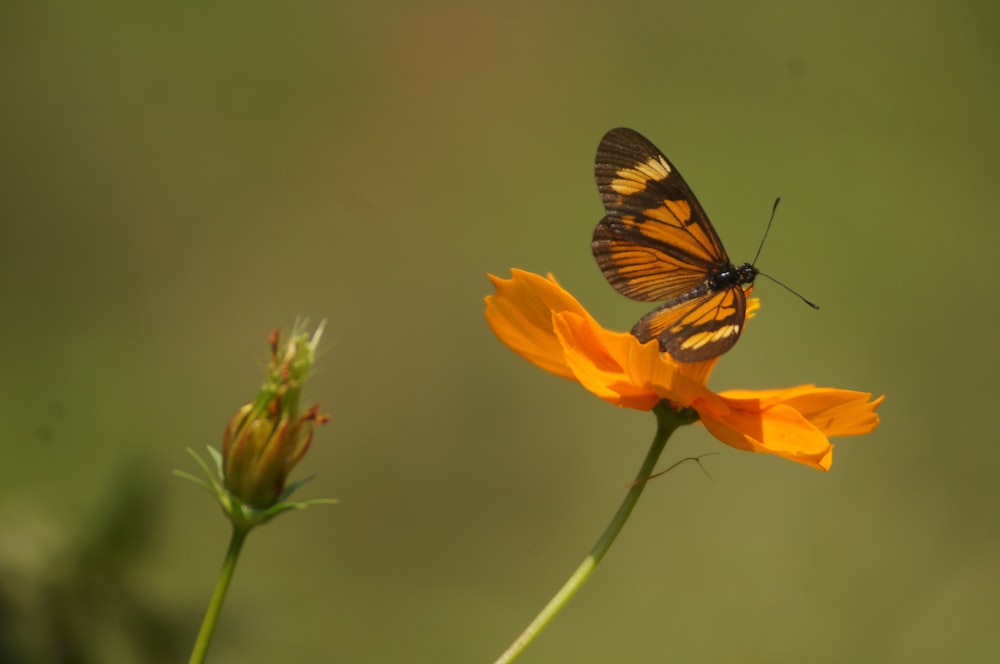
[708, 263, 757, 294]
[592, 128, 757, 363]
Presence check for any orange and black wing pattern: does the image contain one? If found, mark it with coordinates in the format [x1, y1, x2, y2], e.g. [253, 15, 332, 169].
[592, 128, 757, 363]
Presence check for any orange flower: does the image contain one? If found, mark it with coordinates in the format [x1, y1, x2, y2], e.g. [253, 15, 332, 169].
[485, 269, 882, 471]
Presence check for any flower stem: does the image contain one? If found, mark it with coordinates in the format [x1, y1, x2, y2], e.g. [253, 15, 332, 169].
[189, 523, 251, 664]
[493, 402, 696, 663]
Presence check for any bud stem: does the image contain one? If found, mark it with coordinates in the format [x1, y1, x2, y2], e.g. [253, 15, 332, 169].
[188, 523, 251, 664]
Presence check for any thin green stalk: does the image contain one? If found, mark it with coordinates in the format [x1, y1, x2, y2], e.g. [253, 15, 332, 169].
[494, 402, 697, 664]
[189, 523, 251, 664]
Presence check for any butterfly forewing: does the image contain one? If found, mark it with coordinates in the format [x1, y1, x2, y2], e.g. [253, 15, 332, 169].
[591, 127, 753, 362]
[595, 128, 728, 267]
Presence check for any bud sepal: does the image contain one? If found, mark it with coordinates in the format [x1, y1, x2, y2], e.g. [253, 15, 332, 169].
[176, 445, 336, 530]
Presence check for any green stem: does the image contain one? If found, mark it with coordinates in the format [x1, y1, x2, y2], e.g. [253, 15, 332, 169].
[493, 402, 696, 664]
[189, 523, 251, 664]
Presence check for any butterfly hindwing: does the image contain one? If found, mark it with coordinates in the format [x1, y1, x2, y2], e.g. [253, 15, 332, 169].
[591, 127, 755, 362]
[632, 286, 747, 363]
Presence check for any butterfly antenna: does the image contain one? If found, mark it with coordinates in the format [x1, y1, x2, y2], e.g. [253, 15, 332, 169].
[753, 197, 820, 310]
[757, 271, 820, 309]
[751, 197, 782, 267]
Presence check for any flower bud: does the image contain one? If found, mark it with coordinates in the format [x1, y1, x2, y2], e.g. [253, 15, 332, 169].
[221, 324, 328, 510]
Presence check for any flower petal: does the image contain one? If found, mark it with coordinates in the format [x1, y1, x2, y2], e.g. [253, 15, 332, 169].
[718, 386, 883, 437]
[694, 386, 883, 470]
[551, 310, 727, 411]
[552, 312, 660, 410]
[622, 338, 718, 408]
[485, 270, 594, 380]
[696, 396, 835, 470]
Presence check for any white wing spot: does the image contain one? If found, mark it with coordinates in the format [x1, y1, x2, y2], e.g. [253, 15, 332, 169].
[680, 324, 740, 351]
[611, 156, 672, 194]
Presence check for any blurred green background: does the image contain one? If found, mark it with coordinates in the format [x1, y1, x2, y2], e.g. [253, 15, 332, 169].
[1, 1, 998, 662]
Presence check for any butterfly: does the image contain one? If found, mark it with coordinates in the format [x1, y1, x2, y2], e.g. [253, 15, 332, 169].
[591, 127, 760, 363]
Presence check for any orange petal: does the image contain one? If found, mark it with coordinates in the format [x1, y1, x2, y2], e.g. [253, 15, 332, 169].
[624, 339, 718, 408]
[553, 312, 660, 410]
[552, 311, 725, 411]
[696, 396, 835, 470]
[485, 270, 595, 381]
[694, 386, 883, 470]
[718, 386, 883, 437]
